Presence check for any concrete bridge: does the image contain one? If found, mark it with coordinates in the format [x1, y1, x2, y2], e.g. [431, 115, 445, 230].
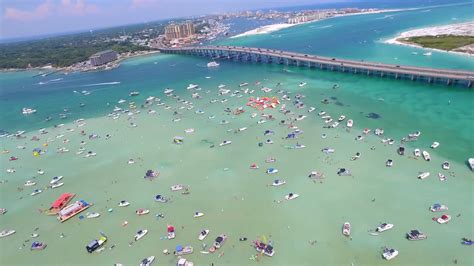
[159, 45, 474, 87]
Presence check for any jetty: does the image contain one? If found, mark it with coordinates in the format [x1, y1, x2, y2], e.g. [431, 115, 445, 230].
[159, 45, 474, 87]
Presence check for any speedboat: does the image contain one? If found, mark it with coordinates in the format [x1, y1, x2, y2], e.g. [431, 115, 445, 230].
[414, 149, 421, 157]
[430, 203, 448, 212]
[285, 193, 299, 200]
[272, 179, 286, 186]
[51, 182, 64, 189]
[175, 245, 194, 256]
[436, 214, 451, 224]
[176, 258, 194, 266]
[207, 61, 219, 67]
[397, 146, 405, 155]
[22, 107, 37, 115]
[308, 107, 316, 113]
[322, 147, 335, 154]
[318, 111, 326, 116]
[374, 128, 384, 136]
[308, 171, 324, 179]
[118, 99, 127, 104]
[423, 52, 432, 56]
[118, 200, 130, 207]
[171, 184, 184, 191]
[167, 225, 176, 239]
[438, 172, 447, 181]
[239, 82, 249, 87]
[469, 158, 474, 171]
[431, 141, 440, 149]
[0, 208, 6, 215]
[264, 244, 275, 257]
[209, 234, 227, 253]
[50, 176, 63, 184]
[129, 91, 140, 96]
[86, 212, 100, 218]
[442, 161, 450, 170]
[219, 140, 232, 146]
[198, 229, 210, 241]
[31, 241, 47, 250]
[155, 195, 168, 203]
[376, 223, 394, 232]
[0, 229, 15, 238]
[249, 164, 259, 169]
[418, 172, 430, 179]
[136, 209, 150, 216]
[134, 229, 148, 241]
[299, 82, 307, 87]
[382, 247, 399, 260]
[164, 88, 174, 94]
[346, 119, 353, 128]
[422, 151, 431, 161]
[337, 168, 351, 176]
[351, 153, 361, 161]
[266, 168, 278, 174]
[187, 84, 199, 90]
[461, 238, 474, 245]
[342, 222, 351, 237]
[193, 212, 204, 218]
[406, 230, 427, 240]
[24, 180, 36, 186]
[386, 159, 393, 167]
[31, 189, 42, 196]
[140, 256, 155, 266]
[338, 115, 346, 122]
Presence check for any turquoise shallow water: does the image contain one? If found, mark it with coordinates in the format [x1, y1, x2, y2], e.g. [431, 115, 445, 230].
[1, 2, 473, 265]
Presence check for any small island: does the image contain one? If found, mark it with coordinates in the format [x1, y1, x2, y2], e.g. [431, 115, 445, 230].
[386, 22, 474, 56]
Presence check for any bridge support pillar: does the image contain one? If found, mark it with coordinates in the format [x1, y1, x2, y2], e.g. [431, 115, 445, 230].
[411, 75, 416, 81]
[395, 74, 399, 79]
[468, 81, 472, 88]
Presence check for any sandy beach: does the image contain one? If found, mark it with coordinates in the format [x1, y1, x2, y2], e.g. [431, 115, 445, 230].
[231, 23, 297, 38]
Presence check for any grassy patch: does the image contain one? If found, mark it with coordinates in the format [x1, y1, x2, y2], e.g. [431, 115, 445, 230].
[401, 35, 474, 51]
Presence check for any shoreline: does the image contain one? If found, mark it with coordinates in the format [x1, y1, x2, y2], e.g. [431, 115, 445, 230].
[383, 22, 474, 57]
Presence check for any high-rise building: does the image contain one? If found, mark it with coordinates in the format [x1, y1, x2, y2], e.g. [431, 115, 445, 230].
[165, 22, 195, 40]
[89, 50, 118, 66]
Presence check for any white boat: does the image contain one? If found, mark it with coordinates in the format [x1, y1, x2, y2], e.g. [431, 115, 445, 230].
[164, 88, 174, 94]
[171, 184, 184, 191]
[185, 128, 195, 134]
[386, 159, 393, 167]
[238, 127, 247, 132]
[436, 214, 451, 224]
[136, 209, 150, 215]
[418, 172, 430, 179]
[376, 223, 394, 232]
[423, 52, 432, 56]
[346, 119, 353, 128]
[50, 175, 63, 184]
[322, 147, 335, 154]
[430, 203, 448, 212]
[338, 115, 346, 122]
[382, 247, 399, 260]
[438, 173, 447, 181]
[31, 189, 42, 196]
[0, 229, 15, 238]
[299, 82, 307, 87]
[218, 84, 226, 89]
[272, 179, 286, 186]
[266, 168, 278, 174]
[129, 91, 140, 96]
[422, 151, 431, 161]
[187, 84, 199, 90]
[24, 180, 36, 186]
[431, 142, 440, 149]
[219, 140, 232, 146]
[118, 99, 127, 104]
[134, 229, 148, 241]
[285, 193, 299, 200]
[207, 61, 219, 67]
[118, 200, 130, 207]
[140, 256, 155, 266]
[168, 231, 176, 239]
[193, 212, 204, 218]
[22, 107, 37, 115]
[414, 149, 421, 157]
[342, 222, 351, 236]
[442, 161, 450, 170]
[51, 182, 64, 189]
[308, 107, 316, 113]
[239, 82, 249, 87]
[198, 229, 210, 241]
[0, 208, 6, 215]
[86, 212, 100, 218]
[469, 158, 474, 171]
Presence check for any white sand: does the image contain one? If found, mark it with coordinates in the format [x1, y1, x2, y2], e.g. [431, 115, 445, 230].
[231, 23, 297, 38]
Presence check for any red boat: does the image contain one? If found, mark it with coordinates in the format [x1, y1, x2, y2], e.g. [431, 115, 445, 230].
[57, 200, 91, 222]
[47, 193, 76, 215]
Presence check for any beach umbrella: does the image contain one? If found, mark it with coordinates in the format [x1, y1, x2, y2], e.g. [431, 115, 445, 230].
[176, 245, 183, 252]
[167, 225, 175, 232]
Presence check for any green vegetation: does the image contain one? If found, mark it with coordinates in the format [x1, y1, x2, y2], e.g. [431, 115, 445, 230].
[0, 22, 164, 69]
[402, 35, 474, 51]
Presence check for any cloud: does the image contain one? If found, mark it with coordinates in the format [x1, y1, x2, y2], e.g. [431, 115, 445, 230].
[3, 0, 99, 22]
[4, 1, 53, 22]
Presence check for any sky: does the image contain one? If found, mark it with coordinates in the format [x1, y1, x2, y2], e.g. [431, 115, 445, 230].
[0, 0, 345, 40]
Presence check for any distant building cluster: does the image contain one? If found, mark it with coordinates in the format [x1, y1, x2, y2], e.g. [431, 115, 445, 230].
[287, 12, 329, 24]
[165, 22, 195, 40]
[89, 50, 118, 66]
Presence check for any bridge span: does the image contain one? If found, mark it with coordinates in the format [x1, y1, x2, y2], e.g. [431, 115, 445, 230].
[159, 45, 474, 87]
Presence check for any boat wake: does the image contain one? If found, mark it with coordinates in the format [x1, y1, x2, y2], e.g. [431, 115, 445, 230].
[37, 78, 64, 85]
[80, 81, 121, 87]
